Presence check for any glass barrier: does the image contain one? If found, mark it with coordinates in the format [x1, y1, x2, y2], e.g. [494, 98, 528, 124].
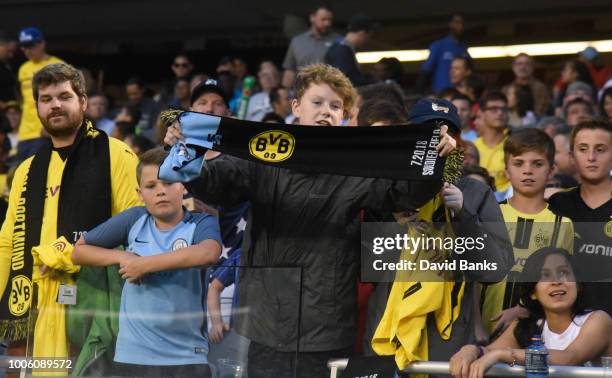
[6, 265, 304, 377]
[2, 220, 609, 377]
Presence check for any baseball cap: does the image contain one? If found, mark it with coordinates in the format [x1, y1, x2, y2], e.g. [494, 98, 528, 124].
[579, 46, 598, 61]
[190, 79, 229, 107]
[347, 14, 380, 33]
[408, 98, 461, 132]
[19, 27, 43, 47]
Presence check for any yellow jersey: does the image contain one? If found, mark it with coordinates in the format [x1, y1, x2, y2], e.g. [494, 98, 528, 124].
[481, 202, 574, 333]
[474, 135, 509, 193]
[17, 55, 65, 142]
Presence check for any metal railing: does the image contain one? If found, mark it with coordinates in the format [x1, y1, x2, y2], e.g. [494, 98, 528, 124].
[1, 355, 606, 377]
[328, 358, 607, 377]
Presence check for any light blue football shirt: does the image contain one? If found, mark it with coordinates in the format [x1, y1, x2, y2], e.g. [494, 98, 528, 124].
[85, 206, 221, 366]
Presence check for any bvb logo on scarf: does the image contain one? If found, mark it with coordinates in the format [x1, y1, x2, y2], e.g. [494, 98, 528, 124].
[249, 130, 296, 162]
[8, 276, 32, 316]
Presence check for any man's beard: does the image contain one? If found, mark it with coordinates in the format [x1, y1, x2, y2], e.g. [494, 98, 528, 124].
[41, 110, 83, 138]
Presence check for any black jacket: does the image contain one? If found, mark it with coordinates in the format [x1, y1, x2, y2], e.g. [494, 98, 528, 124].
[363, 177, 514, 362]
[187, 154, 442, 352]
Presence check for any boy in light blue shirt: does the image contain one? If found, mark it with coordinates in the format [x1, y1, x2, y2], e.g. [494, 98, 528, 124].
[72, 147, 221, 378]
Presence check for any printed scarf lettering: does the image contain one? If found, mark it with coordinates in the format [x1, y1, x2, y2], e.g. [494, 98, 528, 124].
[0, 175, 33, 340]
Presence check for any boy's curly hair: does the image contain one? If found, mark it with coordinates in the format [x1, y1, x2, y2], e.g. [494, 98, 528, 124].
[293, 63, 357, 115]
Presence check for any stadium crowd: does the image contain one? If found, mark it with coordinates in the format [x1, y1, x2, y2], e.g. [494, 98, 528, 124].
[0, 5, 611, 378]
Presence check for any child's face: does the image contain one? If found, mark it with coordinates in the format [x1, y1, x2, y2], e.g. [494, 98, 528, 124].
[138, 165, 186, 222]
[571, 128, 612, 183]
[565, 103, 591, 127]
[553, 134, 575, 176]
[505, 150, 552, 197]
[533, 254, 577, 314]
[292, 83, 344, 126]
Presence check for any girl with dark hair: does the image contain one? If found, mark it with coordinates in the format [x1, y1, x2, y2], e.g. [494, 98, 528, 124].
[450, 247, 612, 378]
[599, 86, 612, 119]
[506, 84, 537, 128]
[562, 60, 595, 89]
[554, 59, 595, 117]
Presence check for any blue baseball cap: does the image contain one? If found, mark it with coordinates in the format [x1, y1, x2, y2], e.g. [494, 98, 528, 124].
[19, 27, 44, 47]
[408, 98, 461, 132]
[580, 47, 598, 61]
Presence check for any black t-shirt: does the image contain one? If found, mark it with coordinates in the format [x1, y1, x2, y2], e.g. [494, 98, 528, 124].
[548, 186, 612, 315]
[53, 145, 74, 161]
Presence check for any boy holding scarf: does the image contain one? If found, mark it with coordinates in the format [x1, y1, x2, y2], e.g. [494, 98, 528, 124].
[164, 63, 457, 377]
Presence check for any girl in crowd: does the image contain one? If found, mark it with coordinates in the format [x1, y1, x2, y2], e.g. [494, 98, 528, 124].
[554, 59, 595, 115]
[450, 247, 612, 378]
[505, 84, 537, 128]
[599, 86, 612, 119]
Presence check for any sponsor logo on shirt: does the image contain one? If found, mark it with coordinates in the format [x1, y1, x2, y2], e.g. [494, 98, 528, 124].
[533, 228, 550, 249]
[47, 185, 60, 198]
[579, 243, 612, 257]
[249, 130, 295, 163]
[605, 220, 612, 238]
[53, 240, 67, 252]
[172, 238, 188, 251]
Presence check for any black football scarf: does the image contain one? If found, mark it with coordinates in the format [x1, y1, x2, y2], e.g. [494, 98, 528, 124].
[0, 120, 111, 341]
[160, 110, 463, 183]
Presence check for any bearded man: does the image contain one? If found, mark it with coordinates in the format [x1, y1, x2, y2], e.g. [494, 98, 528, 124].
[0, 63, 140, 368]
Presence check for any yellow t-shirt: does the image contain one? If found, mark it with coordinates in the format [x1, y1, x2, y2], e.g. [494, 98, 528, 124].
[0, 136, 140, 360]
[474, 135, 509, 193]
[17, 55, 65, 142]
[481, 202, 574, 333]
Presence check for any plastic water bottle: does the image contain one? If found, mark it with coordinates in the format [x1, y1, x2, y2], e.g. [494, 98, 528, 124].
[525, 335, 548, 378]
